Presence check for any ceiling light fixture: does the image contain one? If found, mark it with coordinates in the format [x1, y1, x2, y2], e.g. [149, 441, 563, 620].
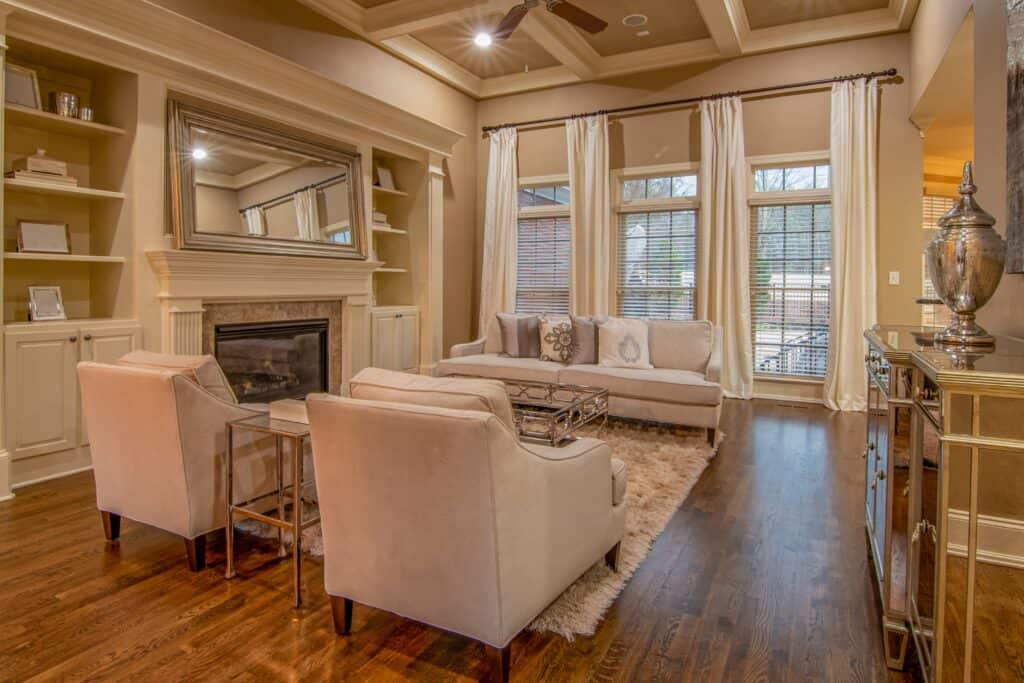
[474, 32, 493, 47]
[622, 13, 648, 27]
[191, 148, 208, 160]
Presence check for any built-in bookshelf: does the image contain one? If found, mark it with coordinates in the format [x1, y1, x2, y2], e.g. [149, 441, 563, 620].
[2, 39, 136, 324]
[370, 147, 425, 309]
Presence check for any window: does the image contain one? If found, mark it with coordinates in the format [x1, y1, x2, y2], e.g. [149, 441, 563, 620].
[516, 182, 571, 315]
[749, 161, 831, 378]
[921, 194, 955, 327]
[616, 170, 699, 320]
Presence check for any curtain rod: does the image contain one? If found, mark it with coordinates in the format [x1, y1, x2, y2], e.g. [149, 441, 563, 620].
[480, 68, 897, 134]
[237, 172, 348, 214]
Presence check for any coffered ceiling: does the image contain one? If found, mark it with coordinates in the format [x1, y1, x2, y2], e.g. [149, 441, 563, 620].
[296, 0, 920, 99]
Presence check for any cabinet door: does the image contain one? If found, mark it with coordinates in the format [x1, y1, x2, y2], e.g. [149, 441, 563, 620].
[79, 324, 141, 445]
[372, 313, 397, 370]
[4, 327, 79, 459]
[396, 313, 419, 372]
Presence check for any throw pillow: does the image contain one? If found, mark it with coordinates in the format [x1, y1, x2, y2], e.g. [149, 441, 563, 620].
[569, 314, 597, 364]
[539, 315, 578, 363]
[598, 317, 653, 369]
[495, 313, 540, 358]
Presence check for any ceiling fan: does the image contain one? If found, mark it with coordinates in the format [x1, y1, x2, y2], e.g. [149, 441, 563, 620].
[493, 0, 608, 41]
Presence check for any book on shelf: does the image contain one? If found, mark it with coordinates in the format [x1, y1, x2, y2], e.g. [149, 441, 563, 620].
[372, 210, 388, 223]
[5, 170, 79, 186]
[373, 221, 392, 229]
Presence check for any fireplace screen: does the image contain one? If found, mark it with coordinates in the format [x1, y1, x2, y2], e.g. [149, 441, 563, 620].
[214, 319, 328, 403]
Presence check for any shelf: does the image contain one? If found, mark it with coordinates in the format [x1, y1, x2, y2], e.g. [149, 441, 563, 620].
[5, 103, 126, 137]
[4, 252, 126, 264]
[375, 267, 407, 273]
[372, 225, 407, 235]
[4, 316, 132, 330]
[4, 178, 126, 200]
[372, 185, 408, 197]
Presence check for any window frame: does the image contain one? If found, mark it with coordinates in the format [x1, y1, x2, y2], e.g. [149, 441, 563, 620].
[612, 162, 701, 320]
[515, 174, 572, 315]
[747, 151, 832, 383]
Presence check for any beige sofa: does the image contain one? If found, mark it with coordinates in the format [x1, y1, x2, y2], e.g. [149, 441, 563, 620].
[78, 353, 282, 571]
[307, 368, 627, 682]
[435, 318, 724, 444]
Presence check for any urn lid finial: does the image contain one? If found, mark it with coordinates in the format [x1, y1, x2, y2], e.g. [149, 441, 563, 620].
[938, 161, 996, 230]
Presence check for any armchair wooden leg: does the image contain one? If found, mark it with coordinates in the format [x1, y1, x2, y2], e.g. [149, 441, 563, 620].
[100, 511, 121, 541]
[707, 428, 717, 447]
[184, 535, 206, 572]
[331, 597, 353, 635]
[605, 541, 622, 572]
[486, 644, 510, 683]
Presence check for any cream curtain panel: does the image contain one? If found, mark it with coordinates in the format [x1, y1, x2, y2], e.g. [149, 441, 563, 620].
[825, 78, 879, 411]
[697, 96, 753, 399]
[566, 114, 612, 316]
[242, 207, 265, 236]
[479, 127, 519, 336]
[294, 188, 320, 241]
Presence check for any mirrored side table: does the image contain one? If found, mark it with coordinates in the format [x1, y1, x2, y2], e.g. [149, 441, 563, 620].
[225, 413, 319, 608]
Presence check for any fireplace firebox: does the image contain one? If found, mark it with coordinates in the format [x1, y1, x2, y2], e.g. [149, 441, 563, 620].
[214, 319, 328, 403]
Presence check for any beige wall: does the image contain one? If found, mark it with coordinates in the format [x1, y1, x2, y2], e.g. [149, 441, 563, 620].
[476, 33, 923, 340]
[150, 0, 479, 351]
[910, 0, 973, 108]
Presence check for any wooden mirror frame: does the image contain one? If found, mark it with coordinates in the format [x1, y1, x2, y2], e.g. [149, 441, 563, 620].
[167, 98, 366, 259]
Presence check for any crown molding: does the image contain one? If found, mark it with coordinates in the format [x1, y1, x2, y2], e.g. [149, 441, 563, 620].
[599, 38, 721, 80]
[742, 7, 899, 55]
[293, 0, 365, 33]
[1, 0, 463, 155]
[478, 64, 581, 99]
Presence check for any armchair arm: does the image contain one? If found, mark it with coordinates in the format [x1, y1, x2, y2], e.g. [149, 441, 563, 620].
[705, 326, 723, 384]
[450, 337, 486, 358]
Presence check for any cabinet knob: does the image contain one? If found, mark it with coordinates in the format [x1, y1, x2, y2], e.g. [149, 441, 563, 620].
[69, 336, 78, 342]
[83, 334, 92, 341]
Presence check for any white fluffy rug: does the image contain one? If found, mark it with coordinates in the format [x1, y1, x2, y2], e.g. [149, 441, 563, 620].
[238, 419, 718, 640]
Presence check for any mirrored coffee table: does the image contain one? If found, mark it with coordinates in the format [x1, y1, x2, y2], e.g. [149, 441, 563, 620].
[503, 380, 608, 446]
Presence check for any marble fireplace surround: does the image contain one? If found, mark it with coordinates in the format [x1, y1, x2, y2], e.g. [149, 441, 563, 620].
[146, 250, 378, 392]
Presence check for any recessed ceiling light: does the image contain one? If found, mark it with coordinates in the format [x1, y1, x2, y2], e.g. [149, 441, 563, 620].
[622, 13, 648, 27]
[636, 30, 651, 37]
[191, 148, 207, 160]
[474, 32, 493, 47]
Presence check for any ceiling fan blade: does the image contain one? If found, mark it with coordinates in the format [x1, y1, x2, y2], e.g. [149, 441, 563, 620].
[546, 0, 608, 33]
[494, 3, 530, 41]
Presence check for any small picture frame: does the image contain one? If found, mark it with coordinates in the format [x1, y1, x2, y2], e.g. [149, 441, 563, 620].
[28, 286, 66, 321]
[375, 165, 396, 190]
[5, 64, 42, 109]
[17, 221, 70, 254]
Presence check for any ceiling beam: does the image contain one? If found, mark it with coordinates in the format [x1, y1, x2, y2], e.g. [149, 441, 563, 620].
[364, 0, 512, 40]
[742, 8, 899, 55]
[294, 0, 366, 34]
[382, 35, 484, 96]
[599, 38, 721, 80]
[478, 65, 581, 99]
[694, 0, 745, 57]
[518, 10, 600, 80]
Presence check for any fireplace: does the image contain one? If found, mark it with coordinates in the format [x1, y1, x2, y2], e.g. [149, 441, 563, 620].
[214, 319, 329, 403]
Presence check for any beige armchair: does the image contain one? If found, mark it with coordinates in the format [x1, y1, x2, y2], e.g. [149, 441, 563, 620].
[78, 358, 279, 571]
[307, 382, 626, 682]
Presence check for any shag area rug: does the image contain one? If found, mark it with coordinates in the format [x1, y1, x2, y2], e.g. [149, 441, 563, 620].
[238, 419, 718, 640]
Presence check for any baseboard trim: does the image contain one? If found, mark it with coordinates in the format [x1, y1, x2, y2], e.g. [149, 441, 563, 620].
[0, 448, 11, 502]
[947, 508, 1024, 569]
[12, 464, 94, 491]
[752, 392, 825, 406]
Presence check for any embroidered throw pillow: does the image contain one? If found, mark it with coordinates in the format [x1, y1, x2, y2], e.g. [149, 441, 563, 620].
[598, 317, 653, 369]
[495, 313, 540, 358]
[539, 316, 578, 363]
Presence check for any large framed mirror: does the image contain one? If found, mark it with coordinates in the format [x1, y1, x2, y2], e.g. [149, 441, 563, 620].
[167, 98, 365, 259]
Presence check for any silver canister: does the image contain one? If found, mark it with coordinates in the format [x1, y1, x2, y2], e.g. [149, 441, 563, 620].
[78, 107, 93, 122]
[925, 162, 1007, 346]
[51, 91, 79, 118]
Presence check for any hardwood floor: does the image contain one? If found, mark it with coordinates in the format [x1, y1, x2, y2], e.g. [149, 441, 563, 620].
[0, 399, 911, 681]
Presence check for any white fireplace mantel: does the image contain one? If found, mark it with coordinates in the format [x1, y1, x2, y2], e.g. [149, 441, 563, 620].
[146, 249, 379, 388]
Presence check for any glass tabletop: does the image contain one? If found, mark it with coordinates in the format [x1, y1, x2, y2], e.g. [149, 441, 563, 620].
[229, 412, 311, 437]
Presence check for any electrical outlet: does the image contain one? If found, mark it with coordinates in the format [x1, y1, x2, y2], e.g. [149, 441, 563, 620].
[888, 271, 901, 286]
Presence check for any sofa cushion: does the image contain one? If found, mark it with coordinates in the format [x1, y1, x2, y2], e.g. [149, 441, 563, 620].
[116, 350, 237, 404]
[611, 457, 627, 506]
[539, 316, 576, 363]
[570, 315, 597, 364]
[434, 353, 562, 384]
[598, 317, 652, 369]
[648, 320, 714, 373]
[496, 313, 541, 358]
[559, 365, 722, 406]
[350, 368, 517, 435]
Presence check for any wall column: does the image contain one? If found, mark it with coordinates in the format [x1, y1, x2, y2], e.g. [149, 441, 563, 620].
[160, 298, 205, 354]
[422, 152, 445, 370]
[0, 14, 13, 502]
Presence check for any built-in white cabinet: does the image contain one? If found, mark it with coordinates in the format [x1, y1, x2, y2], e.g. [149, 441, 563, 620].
[370, 306, 419, 373]
[4, 319, 141, 459]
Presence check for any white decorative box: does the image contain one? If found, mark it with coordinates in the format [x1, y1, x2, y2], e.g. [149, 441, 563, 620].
[269, 398, 309, 424]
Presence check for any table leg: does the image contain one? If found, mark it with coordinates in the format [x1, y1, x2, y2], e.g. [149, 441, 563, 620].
[292, 435, 303, 608]
[225, 424, 236, 580]
[276, 435, 286, 558]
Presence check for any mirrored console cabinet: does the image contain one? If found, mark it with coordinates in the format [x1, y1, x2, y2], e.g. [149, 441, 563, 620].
[865, 324, 1024, 681]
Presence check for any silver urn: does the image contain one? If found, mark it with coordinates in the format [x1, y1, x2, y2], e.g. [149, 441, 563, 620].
[925, 162, 1006, 347]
